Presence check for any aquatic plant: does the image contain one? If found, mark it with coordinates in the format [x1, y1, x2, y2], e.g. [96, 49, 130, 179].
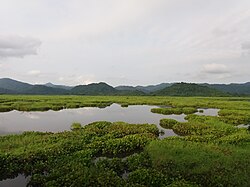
[0, 121, 159, 186]
[160, 119, 180, 129]
[0, 95, 250, 186]
[70, 122, 82, 131]
[151, 107, 197, 115]
[146, 139, 250, 187]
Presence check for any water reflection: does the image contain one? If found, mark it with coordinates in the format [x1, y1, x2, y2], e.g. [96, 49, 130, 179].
[196, 108, 219, 116]
[0, 104, 177, 137]
[0, 104, 219, 138]
[0, 105, 220, 186]
[0, 174, 30, 187]
[237, 124, 250, 128]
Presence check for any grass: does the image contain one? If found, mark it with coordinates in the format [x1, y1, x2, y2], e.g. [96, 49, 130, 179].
[0, 95, 250, 186]
[0, 121, 159, 186]
[159, 118, 180, 129]
[151, 107, 198, 115]
[70, 122, 82, 131]
[146, 139, 250, 187]
[0, 95, 249, 125]
[1, 118, 249, 186]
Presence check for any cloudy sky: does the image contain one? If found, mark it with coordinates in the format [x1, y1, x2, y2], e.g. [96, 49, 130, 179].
[0, 0, 249, 86]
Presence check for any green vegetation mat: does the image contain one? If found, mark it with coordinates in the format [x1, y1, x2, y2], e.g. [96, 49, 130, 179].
[0, 96, 250, 186]
[0, 95, 249, 124]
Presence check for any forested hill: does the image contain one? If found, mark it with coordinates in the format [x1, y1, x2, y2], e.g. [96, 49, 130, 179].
[204, 83, 250, 96]
[71, 82, 117, 95]
[0, 78, 249, 96]
[0, 78, 143, 95]
[153, 83, 230, 96]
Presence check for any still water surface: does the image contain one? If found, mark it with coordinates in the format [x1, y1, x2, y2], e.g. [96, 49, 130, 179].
[0, 104, 187, 137]
[0, 104, 219, 187]
[0, 175, 30, 187]
[0, 104, 219, 137]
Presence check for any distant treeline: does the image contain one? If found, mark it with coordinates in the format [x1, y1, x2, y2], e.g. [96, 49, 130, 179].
[0, 78, 249, 96]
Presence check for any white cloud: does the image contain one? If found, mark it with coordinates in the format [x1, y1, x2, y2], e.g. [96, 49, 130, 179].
[202, 63, 229, 74]
[241, 41, 250, 56]
[242, 41, 250, 49]
[0, 35, 41, 58]
[27, 70, 41, 76]
[0, 0, 250, 84]
[192, 63, 237, 83]
[58, 75, 96, 85]
[241, 41, 250, 53]
[43, 0, 167, 40]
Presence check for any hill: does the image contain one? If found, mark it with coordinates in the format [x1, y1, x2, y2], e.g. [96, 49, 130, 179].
[71, 82, 119, 95]
[204, 83, 250, 95]
[115, 86, 138, 91]
[0, 78, 144, 95]
[115, 83, 172, 93]
[0, 78, 249, 96]
[0, 78, 33, 93]
[136, 83, 172, 93]
[0, 87, 17, 94]
[25, 85, 69, 95]
[154, 83, 230, 96]
[44, 83, 73, 90]
[0, 78, 68, 95]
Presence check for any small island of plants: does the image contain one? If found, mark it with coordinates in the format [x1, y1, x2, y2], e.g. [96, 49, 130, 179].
[0, 95, 250, 186]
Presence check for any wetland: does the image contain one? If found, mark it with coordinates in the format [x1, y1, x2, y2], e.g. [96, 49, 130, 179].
[0, 95, 250, 186]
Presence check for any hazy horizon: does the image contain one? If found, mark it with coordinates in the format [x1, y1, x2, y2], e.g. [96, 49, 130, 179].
[0, 77, 249, 87]
[0, 0, 250, 86]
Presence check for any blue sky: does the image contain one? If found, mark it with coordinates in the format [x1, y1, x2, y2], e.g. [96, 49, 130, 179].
[0, 0, 249, 86]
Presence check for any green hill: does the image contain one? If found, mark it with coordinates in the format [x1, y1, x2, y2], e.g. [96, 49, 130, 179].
[44, 82, 73, 90]
[71, 82, 119, 95]
[25, 85, 69, 95]
[115, 85, 139, 91]
[71, 82, 144, 95]
[116, 83, 172, 93]
[204, 83, 250, 96]
[0, 78, 248, 96]
[0, 78, 33, 93]
[0, 87, 17, 94]
[136, 83, 172, 93]
[154, 82, 230, 96]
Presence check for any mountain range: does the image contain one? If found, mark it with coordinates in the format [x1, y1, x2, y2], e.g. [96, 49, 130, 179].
[0, 78, 249, 96]
[116, 83, 172, 93]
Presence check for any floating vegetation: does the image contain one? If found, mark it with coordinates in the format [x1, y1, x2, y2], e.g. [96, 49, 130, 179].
[151, 107, 198, 115]
[0, 121, 159, 186]
[159, 118, 180, 129]
[198, 109, 204, 113]
[0, 95, 249, 125]
[0, 96, 250, 186]
[70, 122, 82, 131]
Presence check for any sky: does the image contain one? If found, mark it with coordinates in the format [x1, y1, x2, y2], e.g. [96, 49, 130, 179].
[0, 0, 250, 86]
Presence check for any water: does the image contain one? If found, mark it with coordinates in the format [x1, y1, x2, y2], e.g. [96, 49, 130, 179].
[0, 104, 182, 138]
[237, 124, 250, 128]
[196, 108, 219, 116]
[0, 104, 219, 186]
[0, 174, 30, 187]
[0, 104, 219, 138]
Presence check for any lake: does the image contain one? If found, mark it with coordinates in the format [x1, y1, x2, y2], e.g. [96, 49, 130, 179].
[0, 104, 219, 138]
[0, 104, 219, 187]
